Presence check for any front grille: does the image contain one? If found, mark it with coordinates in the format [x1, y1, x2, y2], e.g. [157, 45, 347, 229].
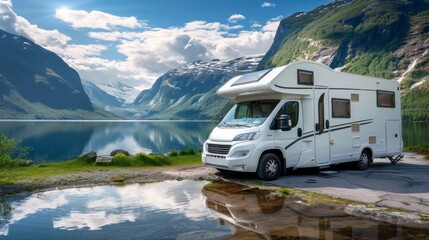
[207, 144, 231, 155]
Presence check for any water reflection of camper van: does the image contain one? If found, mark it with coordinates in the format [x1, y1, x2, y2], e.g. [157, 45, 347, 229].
[202, 182, 429, 239]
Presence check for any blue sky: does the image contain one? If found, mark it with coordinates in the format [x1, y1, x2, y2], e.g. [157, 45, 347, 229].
[1, 0, 330, 94]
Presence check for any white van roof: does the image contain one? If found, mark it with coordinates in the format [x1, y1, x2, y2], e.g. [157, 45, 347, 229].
[217, 61, 397, 100]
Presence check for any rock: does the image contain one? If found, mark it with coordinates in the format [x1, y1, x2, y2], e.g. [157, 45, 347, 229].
[79, 151, 97, 164]
[14, 159, 34, 166]
[96, 155, 113, 163]
[110, 149, 130, 156]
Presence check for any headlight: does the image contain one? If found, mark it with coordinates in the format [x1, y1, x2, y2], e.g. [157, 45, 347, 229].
[233, 132, 260, 141]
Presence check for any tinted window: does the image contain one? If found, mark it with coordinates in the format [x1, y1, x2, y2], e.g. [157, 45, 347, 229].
[377, 90, 395, 108]
[297, 69, 314, 85]
[318, 93, 325, 133]
[274, 101, 299, 128]
[332, 98, 350, 118]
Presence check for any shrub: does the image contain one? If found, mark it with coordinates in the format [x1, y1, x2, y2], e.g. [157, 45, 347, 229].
[187, 146, 195, 155]
[0, 133, 32, 168]
[168, 150, 178, 157]
[179, 150, 188, 156]
[111, 153, 133, 166]
[134, 153, 170, 166]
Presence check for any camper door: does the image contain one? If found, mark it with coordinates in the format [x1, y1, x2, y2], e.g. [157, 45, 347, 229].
[314, 87, 331, 165]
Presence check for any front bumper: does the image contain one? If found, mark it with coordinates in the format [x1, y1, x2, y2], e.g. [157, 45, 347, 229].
[202, 140, 258, 172]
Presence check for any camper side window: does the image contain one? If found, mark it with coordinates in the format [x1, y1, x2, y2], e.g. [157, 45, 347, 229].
[297, 69, 314, 85]
[274, 101, 299, 128]
[377, 90, 395, 108]
[332, 98, 350, 118]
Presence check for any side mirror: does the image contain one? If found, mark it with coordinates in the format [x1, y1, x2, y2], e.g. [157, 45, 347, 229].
[277, 114, 292, 131]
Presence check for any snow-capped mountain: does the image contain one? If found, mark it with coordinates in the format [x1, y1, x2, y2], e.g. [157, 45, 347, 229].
[96, 81, 141, 104]
[82, 80, 124, 108]
[132, 55, 262, 119]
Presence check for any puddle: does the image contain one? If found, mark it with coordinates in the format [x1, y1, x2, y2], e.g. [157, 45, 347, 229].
[1, 181, 428, 239]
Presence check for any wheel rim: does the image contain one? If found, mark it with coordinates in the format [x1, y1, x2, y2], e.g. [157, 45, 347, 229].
[360, 152, 369, 168]
[265, 159, 279, 177]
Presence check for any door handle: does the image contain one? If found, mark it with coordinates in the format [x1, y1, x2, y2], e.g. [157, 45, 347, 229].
[297, 128, 302, 137]
[315, 123, 320, 132]
[326, 120, 330, 129]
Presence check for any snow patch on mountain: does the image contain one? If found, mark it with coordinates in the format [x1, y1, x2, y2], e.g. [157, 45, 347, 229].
[96, 82, 141, 104]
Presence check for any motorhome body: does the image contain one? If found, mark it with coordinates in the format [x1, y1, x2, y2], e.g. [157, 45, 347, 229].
[202, 61, 403, 180]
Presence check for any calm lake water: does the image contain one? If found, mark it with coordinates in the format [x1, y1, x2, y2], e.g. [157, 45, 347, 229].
[0, 121, 217, 163]
[0, 121, 427, 163]
[1, 181, 428, 239]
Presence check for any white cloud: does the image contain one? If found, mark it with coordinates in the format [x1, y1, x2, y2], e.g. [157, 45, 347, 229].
[228, 13, 245, 23]
[251, 23, 262, 28]
[55, 8, 146, 30]
[86, 19, 278, 85]
[0, 0, 70, 49]
[1, 1, 280, 97]
[261, 2, 276, 8]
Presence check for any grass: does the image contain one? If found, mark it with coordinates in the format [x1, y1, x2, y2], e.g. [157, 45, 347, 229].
[0, 152, 202, 185]
[419, 213, 429, 222]
[403, 144, 429, 159]
[277, 187, 291, 196]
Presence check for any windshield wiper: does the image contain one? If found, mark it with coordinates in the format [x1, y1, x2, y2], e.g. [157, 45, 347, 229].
[235, 123, 252, 127]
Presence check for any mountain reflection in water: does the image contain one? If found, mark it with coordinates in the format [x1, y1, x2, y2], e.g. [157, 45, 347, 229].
[0, 121, 216, 162]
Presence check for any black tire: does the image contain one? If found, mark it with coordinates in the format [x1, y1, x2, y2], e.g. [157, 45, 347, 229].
[355, 150, 371, 170]
[257, 153, 281, 181]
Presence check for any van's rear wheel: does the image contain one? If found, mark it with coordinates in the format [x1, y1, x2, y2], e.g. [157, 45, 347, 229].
[257, 153, 281, 181]
[355, 150, 371, 170]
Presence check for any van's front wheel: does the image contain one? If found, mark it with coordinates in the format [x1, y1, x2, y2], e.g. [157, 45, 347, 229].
[257, 153, 281, 181]
[355, 150, 371, 170]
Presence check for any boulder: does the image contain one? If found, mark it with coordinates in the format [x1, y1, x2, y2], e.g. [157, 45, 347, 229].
[110, 149, 130, 156]
[79, 151, 97, 163]
[96, 155, 113, 163]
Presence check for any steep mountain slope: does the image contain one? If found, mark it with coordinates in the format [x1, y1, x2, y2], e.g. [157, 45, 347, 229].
[0, 29, 116, 119]
[258, 0, 429, 121]
[133, 56, 262, 119]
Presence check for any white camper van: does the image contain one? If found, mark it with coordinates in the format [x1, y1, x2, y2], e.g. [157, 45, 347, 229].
[202, 61, 403, 180]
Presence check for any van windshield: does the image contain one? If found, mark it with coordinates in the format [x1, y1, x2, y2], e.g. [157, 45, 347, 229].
[219, 100, 279, 128]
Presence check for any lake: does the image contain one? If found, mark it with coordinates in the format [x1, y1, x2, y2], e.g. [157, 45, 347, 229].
[1, 180, 428, 239]
[0, 121, 427, 163]
[0, 121, 217, 163]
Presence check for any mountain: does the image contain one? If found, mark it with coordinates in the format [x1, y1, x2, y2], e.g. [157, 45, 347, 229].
[132, 56, 262, 120]
[82, 80, 124, 109]
[0, 29, 117, 119]
[97, 82, 140, 104]
[82, 79, 142, 119]
[257, 0, 429, 121]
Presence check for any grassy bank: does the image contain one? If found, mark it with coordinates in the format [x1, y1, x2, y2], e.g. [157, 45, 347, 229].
[0, 153, 202, 185]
